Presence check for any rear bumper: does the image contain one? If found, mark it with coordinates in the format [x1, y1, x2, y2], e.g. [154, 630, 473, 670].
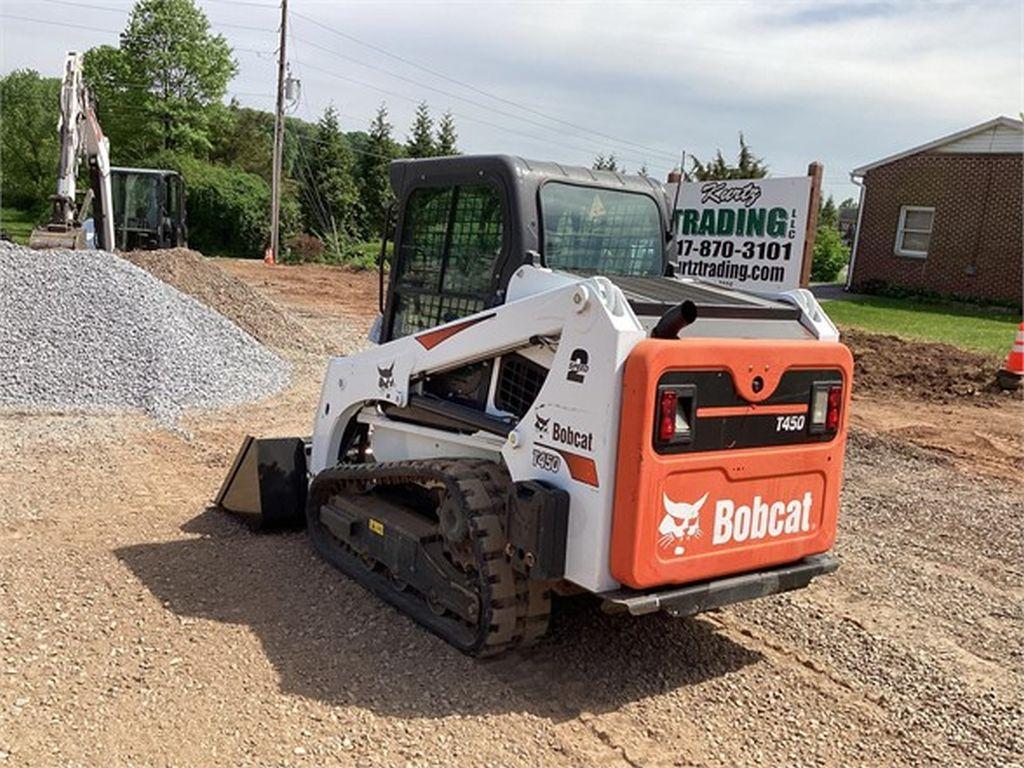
[600, 553, 838, 617]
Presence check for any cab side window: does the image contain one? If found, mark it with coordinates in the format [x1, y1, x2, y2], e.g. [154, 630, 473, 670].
[390, 184, 504, 338]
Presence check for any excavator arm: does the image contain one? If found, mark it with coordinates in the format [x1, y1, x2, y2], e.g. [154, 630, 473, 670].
[30, 51, 114, 251]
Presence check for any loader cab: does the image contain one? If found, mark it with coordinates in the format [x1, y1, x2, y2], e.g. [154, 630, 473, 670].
[110, 167, 188, 251]
[381, 155, 670, 343]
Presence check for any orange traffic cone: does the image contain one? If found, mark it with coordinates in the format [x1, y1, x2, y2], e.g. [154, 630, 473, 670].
[997, 322, 1024, 390]
[263, 247, 275, 266]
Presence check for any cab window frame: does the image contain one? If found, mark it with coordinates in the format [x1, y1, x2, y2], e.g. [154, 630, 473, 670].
[536, 180, 666, 277]
[385, 179, 510, 340]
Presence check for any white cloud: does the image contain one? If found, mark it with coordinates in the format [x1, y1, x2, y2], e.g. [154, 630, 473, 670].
[3, 0, 1020, 197]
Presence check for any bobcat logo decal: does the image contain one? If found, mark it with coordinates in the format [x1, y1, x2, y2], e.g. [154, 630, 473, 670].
[377, 362, 395, 390]
[534, 414, 550, 435]
[658, 492, 708, 556]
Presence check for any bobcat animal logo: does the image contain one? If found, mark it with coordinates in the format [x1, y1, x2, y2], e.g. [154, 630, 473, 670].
[377, 363, 395, 390]
[534, 414, 550, 434]
[658, 492, 708, 556]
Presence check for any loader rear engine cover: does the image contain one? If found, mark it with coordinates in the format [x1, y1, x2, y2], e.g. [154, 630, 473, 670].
[611, 338, 852, 589]
[217, 154, 852, 656]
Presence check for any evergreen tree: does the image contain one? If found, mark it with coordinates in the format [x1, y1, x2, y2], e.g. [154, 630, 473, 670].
[592, 154, 619, 171]
[689, 133, 768, 180]
[637, 163, 649, 178]
[304, 106, 361, 253]
[357, 102, 399, 238]
[838, 197, 857, 214]
[819, 194, 838, 229]
[435, 110, 458, 155]
[405, 101, 436, 158]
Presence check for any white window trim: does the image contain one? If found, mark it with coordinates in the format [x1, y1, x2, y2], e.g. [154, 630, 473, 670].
[894, 205, 934, 259]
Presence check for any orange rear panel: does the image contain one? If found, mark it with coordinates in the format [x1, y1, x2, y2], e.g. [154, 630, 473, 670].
[611, 338, 853, 590]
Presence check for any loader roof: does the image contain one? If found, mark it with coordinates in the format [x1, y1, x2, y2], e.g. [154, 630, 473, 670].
[389, 154, 667, 204]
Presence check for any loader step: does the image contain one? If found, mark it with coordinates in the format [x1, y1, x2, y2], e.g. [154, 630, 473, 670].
[600, 554, 838, 617]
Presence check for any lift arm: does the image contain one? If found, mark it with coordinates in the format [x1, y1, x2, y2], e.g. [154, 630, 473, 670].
[30, 51, 115, 251]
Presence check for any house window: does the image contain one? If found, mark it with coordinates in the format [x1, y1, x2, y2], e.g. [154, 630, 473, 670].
[895, 206, 934, 258]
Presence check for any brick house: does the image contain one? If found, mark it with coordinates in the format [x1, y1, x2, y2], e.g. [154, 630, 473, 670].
[846, 116, 1022, 304]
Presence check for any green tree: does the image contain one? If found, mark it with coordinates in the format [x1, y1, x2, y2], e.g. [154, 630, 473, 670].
[405, 101, 436, 158]
[83, 45, 153, 164]
[0, 70, 60, 215]
[86, 0, 236, 159]
[435, 110, 458, 155]
[689, 133, 768, 180]
[811, 223, 850, 282]
[208, 102, 274, 179]
[302, 106, 362, 255]
[357, 103, 400, 238]
[819, 194, 838, 229]
[592, 154, 620, 171]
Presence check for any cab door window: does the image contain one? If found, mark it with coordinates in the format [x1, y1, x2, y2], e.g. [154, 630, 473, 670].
[391, 184, 504, 338]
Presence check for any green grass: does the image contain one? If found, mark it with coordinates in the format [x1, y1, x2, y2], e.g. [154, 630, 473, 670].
[0, 207, 41, 245]
[822, 295, 1020, 357]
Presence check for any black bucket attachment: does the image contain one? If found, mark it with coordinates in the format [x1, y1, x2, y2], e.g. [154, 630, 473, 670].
[214, 436, 309, 530]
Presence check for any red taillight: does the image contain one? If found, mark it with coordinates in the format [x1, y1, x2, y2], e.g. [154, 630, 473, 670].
[658, 389, 678, 442]
[826, 385, 842, 430]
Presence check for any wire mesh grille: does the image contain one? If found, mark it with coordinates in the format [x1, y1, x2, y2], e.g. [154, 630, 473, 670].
[444, 186, 503, 293]
[391, 184, 503, 337]
[495, 353, 548, 418]
[392, 292, 488, 337]
[396, 187, 452, 291]
[541, 183, 661, 277]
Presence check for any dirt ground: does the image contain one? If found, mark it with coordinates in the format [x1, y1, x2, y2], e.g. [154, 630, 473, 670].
[1, 259, 1021, 767]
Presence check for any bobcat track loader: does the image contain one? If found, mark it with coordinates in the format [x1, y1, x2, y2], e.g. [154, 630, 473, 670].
[216, 156, 852, 657]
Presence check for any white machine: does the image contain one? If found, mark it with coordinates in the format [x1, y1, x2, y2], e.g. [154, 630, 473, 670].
[217, 156, 853, 657]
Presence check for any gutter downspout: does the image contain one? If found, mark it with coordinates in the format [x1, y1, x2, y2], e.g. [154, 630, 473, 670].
[845, 172, 866, 291]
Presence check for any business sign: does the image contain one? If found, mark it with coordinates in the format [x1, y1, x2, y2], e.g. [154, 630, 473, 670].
[666, 176, 814, 293]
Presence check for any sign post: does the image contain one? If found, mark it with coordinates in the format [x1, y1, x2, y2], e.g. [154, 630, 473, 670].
[799, 162, 823, 287]
[666, 164, 822, 293]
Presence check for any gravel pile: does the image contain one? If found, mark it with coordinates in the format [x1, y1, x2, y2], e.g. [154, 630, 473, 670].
[0, 242, 289, 423]
[123, 248, 321, 352]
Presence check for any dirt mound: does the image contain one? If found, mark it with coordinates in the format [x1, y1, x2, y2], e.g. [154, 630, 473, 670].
[842, 328, 1004, 403]
[123, 249, 321, 352]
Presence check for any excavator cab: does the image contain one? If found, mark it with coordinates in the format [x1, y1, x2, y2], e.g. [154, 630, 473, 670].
[110, 168, 188, 251]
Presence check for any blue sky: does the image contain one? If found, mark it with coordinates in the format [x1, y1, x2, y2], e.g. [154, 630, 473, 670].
[2, 0, 1021, 201]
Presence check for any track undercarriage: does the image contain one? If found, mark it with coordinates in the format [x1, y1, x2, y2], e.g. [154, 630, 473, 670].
[306, 459, 551, 656]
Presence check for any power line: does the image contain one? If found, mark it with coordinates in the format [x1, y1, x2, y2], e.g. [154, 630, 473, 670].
[290, 9, 680, 162]
[294, 57, 654, 170]
[292, 32, 670, 167]
[31, 0, 278, 34]
[200, 0, 278, 8]
[0, 13, 273, 56]
[0, 14, 117, 35]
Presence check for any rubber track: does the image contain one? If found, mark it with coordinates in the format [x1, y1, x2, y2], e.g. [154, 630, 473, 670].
[306, 459, 550, 657]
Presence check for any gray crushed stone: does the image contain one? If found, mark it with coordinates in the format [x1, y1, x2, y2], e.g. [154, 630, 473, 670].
[0, 242, 290, 423]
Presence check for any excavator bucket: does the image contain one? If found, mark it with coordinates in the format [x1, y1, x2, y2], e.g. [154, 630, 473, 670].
[28, 225, 87, 250]
[214, 436, 308, 530]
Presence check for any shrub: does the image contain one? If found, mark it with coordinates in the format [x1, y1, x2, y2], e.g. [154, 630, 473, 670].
[810, 225, 849, 283]
[153, 153, 299, 258]
[285, 232, 325, 263]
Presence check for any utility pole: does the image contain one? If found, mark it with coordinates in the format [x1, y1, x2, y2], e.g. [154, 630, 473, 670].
[268, 0, 288, 264]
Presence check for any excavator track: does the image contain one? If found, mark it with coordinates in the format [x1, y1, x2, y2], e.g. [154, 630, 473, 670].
[306, 459, 550, 657]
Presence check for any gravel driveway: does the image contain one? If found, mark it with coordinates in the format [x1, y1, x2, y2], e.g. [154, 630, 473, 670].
[1, 261, 1020, 767]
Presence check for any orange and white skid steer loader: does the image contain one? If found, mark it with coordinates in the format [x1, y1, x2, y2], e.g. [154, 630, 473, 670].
[216, 156, 852, 656]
